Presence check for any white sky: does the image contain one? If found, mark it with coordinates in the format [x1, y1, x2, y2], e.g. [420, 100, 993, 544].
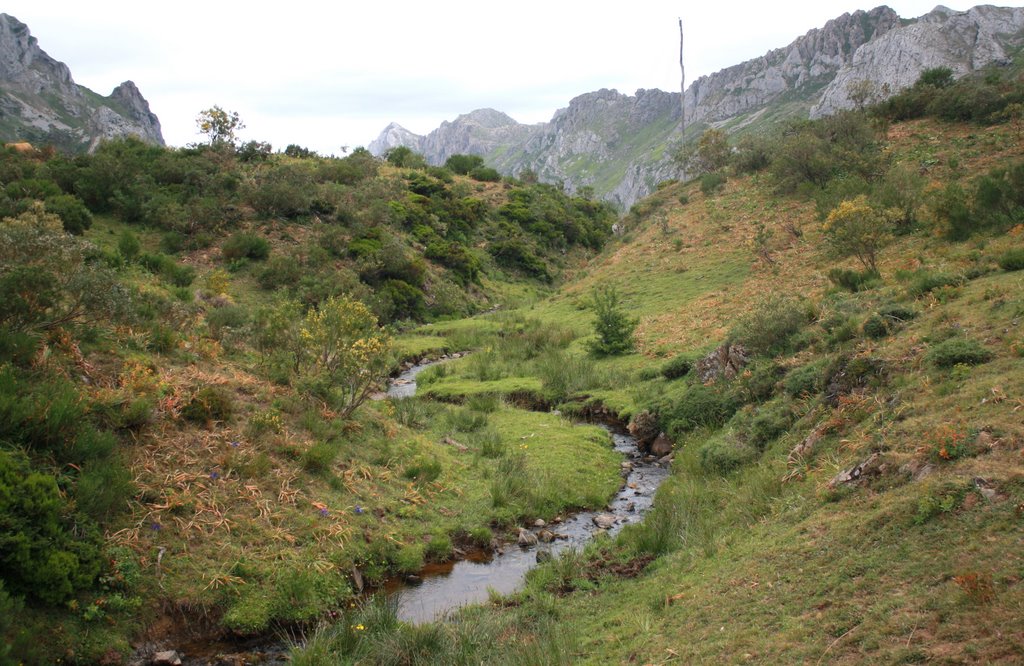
[7, 1, 968, 155]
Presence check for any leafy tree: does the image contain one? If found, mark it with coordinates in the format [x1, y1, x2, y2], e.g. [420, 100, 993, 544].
[444, 154, 484, 175]
[823, 195, 894, 272]
[588, 285, 637, 356]
[297, 296, 393, 418]
[196, 106, 245, 147]
[384, 146, 426, 169]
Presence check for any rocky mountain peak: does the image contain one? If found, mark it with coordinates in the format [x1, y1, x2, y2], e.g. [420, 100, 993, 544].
[0, 14, 163, 151]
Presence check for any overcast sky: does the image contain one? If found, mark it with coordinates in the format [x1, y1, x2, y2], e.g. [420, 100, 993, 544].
[8, 1, 968, 155]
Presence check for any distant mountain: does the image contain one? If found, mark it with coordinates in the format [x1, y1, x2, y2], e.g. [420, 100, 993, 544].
[0, 13, 163, 152]
[370, 4, 1024, 209]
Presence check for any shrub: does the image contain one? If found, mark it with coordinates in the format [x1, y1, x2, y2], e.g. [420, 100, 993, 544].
[444, 154, 484, 175]
[587, 286, 637, 357]
[659, 383, 739, 437]
[661, 355, 693, 380]
[997, 247, 1024, 271]
[139, 252, 196, 287]
[295, 295, 393, 419]
[700, 172, 727, 195]
[827, 267, 881, 292]
[0, 449, 103, 604]
[698, 435, 757, 474]
[736, 401, 794, 450]
[117, 230, 141, 261]
[927, 338, 993, 368]
[222, 232, 271, 261]
[862, 314, 890, 339]
[469, 166, 501, 182]
[730, 294, 810, 356]
[44, 193, 93, 235]
[207, 305, 249, 339]
[784, 361, 825, 397]
[181, 386, 234, 424]
[257, 255, 303, 290]
[904, 270, 961, 297]
[822, 196, 893, 272]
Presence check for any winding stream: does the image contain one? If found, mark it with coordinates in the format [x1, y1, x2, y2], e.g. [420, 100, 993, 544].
[384, 361, 670, 624]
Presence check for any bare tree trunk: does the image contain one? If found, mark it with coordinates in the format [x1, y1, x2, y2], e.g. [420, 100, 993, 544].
[679, 18, 686, 135]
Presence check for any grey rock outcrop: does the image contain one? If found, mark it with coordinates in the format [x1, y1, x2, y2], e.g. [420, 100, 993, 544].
[370, 5, 1024, 210]
[687, 7, 900, 125]
[0, 13, 164, 151]
[812, 5, 1024, 117]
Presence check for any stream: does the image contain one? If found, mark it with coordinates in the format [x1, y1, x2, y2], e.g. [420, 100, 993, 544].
[383, 360, 670, 624]
[139, 359, 669, 664]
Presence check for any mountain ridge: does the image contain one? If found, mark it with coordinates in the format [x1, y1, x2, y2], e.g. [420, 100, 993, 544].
[0, 13, 164, 152]
[369, 3, 1024, 209]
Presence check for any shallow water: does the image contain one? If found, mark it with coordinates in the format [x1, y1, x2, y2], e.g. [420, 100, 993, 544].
[384, 362, 670, 624]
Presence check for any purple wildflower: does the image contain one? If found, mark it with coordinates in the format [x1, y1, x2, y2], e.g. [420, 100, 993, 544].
[230, 441, 240, 448]
[151, 522, 162, 531]
[354, 505, 364, 515]
[210, 471, 220, 480]
[318, 507, 329, 517]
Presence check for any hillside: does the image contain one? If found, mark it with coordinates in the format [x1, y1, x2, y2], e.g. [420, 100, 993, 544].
[369, 4, 1024, 210]
[0, 14, 163, 152]
[2, 44, 1024, 666]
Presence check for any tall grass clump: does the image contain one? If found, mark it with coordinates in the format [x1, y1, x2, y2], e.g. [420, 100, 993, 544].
[535, 350, 600, 401]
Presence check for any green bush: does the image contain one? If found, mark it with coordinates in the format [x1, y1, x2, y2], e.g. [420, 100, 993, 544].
[302, 441, 339, 474]
[222, 232, 271, 261]
[997, 247, 1024, 271]
[444, 154, 485, 175]
[661, 355, 693, 380]
[698, 435, 757, 475]
[469, 166, 501, 182]
[0, 449, 103, 604]
[181, 386, 234, 424]
[730, 294, 810, 356]
[257, 255, 303, 290]
[784, 361, 825, 397]
[117, 230, 141, 261]
[735, 401, 795, 450]
[44, 193, 93, 235]
[927, 338, 993, 368]
[139, 252, 195, 287]
[862, 314, 890, 339]
[903, 269, 961, 297]
[207, 305, 249, 338]
[827, 267, 882, 292]
[659, 383, 739, 437]
[700, 172, 727, 195]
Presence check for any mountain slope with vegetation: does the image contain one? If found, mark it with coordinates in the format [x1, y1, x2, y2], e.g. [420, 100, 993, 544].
[290, 67, 1024, 664]
[2, 42, 1024, 666]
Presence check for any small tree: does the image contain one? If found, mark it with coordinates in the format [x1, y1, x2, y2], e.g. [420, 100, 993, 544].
[298, 296, 392, 418]
[588, 286, 637, 356]
[196, 106, 245, 147]
[823, 195, 894, 272]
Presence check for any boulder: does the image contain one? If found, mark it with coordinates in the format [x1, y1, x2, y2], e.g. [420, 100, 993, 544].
[536, 550, 553, 563]
[538, 529, 556, 543]
[593, 513, 616, 530]
[828, 453, 885, 488]
[533, 518, 546, 528]
[695, 343, 749, 383]
[650, 432, 673, 457]
[517, 527, 538, 547]
[152, 651, 182, 666]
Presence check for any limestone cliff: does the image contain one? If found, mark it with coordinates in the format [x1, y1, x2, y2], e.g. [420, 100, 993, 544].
[812, 5, 1024, 117]
[0, 13, 164, 152]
